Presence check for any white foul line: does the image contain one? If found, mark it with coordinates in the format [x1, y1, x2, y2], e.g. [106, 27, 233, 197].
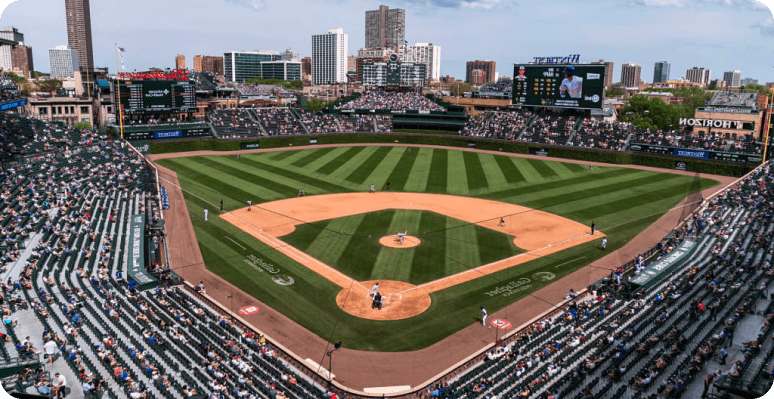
[554, 256, 586, 269]
[226, 237, 246, 250]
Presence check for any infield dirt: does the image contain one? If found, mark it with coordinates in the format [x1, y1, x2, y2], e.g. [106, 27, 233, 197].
[220, 192, 603, 320]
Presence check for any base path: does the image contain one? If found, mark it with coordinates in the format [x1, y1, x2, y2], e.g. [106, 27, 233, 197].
[220, 192, 603, 319]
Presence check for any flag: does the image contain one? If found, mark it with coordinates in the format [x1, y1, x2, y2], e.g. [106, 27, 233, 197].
[116, 46, 125, 52]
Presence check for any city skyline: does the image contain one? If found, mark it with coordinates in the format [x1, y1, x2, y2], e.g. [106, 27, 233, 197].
[0, 0, 772, 84]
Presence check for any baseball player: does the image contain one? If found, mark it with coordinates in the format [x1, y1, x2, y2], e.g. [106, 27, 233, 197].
[298, 189, 305, 197]
[371, 282, 379, 298]
[220, 199, 223, 211]
[247, 200, 252, 212]
[498, 217, 506, 227]
[237, 154, 241, 159]
[591, 221, 595, 235]
[480, 307, 488, 326]
[204, 208, 208, 221]
[370, 184, 375, 193]
[602, 237, 607, 250]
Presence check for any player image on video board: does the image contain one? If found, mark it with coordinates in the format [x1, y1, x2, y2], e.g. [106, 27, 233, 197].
[516, 66, 527, 81]
[558, 66, 583, 99]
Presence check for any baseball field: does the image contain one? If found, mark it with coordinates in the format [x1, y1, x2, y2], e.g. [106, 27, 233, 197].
[155, 145, 718, 352]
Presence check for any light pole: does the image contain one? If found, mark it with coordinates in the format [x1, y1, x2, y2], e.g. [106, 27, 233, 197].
[325, 341, 342, 388]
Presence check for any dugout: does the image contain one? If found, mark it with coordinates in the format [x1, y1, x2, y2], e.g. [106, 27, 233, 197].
[628, 240, 697, 292]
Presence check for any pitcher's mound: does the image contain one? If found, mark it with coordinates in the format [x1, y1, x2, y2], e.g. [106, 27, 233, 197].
[378, 235, 421, 248]
[336, 280, 431, 320]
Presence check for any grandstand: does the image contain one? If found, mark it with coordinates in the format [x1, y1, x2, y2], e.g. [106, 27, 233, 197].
[209, 108, 262, 138]
[336, 91, 446, 112]
[0, 103, 772, 398]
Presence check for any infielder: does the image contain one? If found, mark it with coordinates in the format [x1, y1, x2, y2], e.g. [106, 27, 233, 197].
[480, 307, 487, 326]
[298, 189, 305, 197]
[602, 237, 607, 250]
[591, 221, 595, 235]
[498, 217, 506, 227]
[247, 200, 252, 212]
[204, 208, 208, 221]
[369, 184, 375, 193]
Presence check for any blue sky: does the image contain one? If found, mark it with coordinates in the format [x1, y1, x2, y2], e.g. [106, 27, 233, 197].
[0, 0, 772, 84]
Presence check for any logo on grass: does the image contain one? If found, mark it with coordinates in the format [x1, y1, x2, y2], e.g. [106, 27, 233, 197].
[272, 274, 295, 286]
[532, 272, 556, 282]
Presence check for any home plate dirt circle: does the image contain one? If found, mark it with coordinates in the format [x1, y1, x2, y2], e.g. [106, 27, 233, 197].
[336, 280, 432, 320]
[378, 235, 421, 248]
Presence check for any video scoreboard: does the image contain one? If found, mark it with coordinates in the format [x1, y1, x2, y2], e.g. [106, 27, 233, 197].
[512, 65, 605, 110]
[115, 80, 197, 114]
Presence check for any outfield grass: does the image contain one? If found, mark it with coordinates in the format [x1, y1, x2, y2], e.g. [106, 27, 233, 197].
[282, 210, 522, 285]
[157, 146, 719, 351]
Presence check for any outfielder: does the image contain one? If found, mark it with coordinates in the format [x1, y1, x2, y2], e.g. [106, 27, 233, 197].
[481, 307, 488, 326]
[204, 208, 208, 221]
[602, 237, 607, 250]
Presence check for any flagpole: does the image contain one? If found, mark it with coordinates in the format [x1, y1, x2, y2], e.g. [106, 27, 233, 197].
[763, 93, 772, 164]
[115, 43, 125, 140]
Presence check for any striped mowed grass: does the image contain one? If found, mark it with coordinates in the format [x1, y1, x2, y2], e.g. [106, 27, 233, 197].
[157, 146, 719, 351]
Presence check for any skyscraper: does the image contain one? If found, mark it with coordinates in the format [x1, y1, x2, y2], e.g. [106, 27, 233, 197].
[311, 28, 348, 85]
[723, 70, 741, 88]
[11, 43, 34, 78]
[653, 61, 670, 83]
[175, 54, 186, 70]
[620, 62, 641, 88]
[49, 45, 79, 78]
[0, 27, 23, 71]
[685, 67, 711, 86]
[65, 0, 94, 72]
[365, 5, 405, 49]
[465, 60, 496, 84]
[398, 42, 441, 81]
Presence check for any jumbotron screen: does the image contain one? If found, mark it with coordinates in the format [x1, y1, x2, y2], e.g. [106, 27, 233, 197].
[115, 80, 197, 114]
[512, 65, 605, 110]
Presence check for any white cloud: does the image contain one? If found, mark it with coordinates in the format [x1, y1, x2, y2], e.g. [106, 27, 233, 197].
[224, 0, 265, 11]
[752, 16, 774, 35]
[460, 0, 502, 9]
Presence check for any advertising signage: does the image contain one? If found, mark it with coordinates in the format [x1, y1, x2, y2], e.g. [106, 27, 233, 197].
[0, 98, 27, 111]
[512, 65, 605, 110]
[629, 143, 762, 164]
[124, 127, 208, 141]
[116, 79, 197, 114]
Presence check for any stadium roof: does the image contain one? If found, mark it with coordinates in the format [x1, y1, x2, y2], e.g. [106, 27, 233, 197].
[707, 91, 758, 109]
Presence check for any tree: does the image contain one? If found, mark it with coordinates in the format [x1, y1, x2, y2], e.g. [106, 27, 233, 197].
[34, 71, 50, 78]
[5, 72, 25, 84]
[36, 79, 62, 94]
[621, 95, 681, 131]
[449, 82, 473, 97]
[73, 122, 92, 130]
[306, 99, 335, 113]
[244, 77, 304, 90]
[738, 84, 765, 93]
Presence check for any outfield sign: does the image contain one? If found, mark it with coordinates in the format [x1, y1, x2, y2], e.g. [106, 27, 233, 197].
[629, 240, 695, 289]
[310, 138, 318, 145]
[0, 98, 27, 111]
[128, 214, 158, 290]
[679, 118, 746, 129]
[630, 143, 761, 164]
[160, 187, 169, 210]
[675, 161, 688, 171]
[241, 141, 260, 150]
[530, 148, 549, 157]
[468, 141, 476, 148]
[154, 130, 183, 139]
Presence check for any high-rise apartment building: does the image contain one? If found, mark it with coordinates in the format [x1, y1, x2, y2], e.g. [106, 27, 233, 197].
[653, 61, 670, 83]
[65, 0, 94, 72]
[11, 43, 34, 78]
[347, 55, 357, 72]
[398, 42, 440, 81]
[49, 45, 79, 79]
[0, 27, 23, 71]
[301, 57, 312, 82]
[175, 54, 186, 70]
[723, 70, 741, 88]
[740, 78, 759, 87]
[685, 67, 711, 86]
[311, 28, 348, 85]
[465, 60, 496, 84]
[620, 62, 641, 88]
[224, 50, 280, 82]
[194, 55, 224, 75]
[592, 59, 615, 89]
[365, 5, 405, 49]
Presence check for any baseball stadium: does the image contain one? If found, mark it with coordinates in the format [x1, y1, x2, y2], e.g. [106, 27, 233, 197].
[0, 32, 774, 399]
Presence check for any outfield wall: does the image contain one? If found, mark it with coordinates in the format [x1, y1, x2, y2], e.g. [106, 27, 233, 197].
[143, 133, 755, 177]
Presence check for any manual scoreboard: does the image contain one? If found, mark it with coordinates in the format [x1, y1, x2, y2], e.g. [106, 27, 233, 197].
[116, 80, 197, 114]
